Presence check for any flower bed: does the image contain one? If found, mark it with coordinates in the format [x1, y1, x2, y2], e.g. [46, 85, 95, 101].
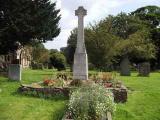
[64, 84, 115, 120]
[18, 73, 74, 98]
[17, 72, 128, 120]
[90, 72, 128, 103]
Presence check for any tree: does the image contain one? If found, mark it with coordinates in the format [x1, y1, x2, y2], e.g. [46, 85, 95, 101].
[32, 43, 49, 64]
[85, 14, 155, 71]
[111, 12, 148, 39]
[62, 28, 77, 66]
[0, 0, 60, 54]
[49, 49, 66, 71]
[108, 12, 155, 75]
[64, 25, 120, 71]
[117, 29, 156, 62]
[64, 12, 156, 72]
[131, 6, 160, 28]
[131, 5, 160, 69]
[85, 22, 120, 70]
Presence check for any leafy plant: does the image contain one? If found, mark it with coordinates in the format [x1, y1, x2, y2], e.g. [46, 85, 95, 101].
[68, 84, 116, 120]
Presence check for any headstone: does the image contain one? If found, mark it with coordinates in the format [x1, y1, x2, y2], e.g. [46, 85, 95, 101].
[138, 62, 150, 76]
[8, 64, 21, 81]
[73, 6, 88, 80]
[120, 56, 130, 76]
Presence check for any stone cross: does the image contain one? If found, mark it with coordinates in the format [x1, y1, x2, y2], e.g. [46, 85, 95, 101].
[73, 6, 88, 80]
[75, 6, 87, 53]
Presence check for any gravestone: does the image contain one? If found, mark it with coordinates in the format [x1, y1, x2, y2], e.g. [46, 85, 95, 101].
[138, 62, 150, 76]
[73, 6, 88, 80]
[120, 56, 130, 76]
[8, 64, 21, 81]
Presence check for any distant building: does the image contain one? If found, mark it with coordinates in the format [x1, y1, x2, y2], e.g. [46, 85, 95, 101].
[19, 47, 32, 68]
[0, 46, 32, 71]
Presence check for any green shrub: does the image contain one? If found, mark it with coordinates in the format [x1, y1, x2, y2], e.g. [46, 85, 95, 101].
[50, 50, 66, 71]
[68, 84, 116, 120]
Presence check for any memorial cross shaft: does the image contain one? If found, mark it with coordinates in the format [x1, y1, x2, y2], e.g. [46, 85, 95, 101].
[73, 6, 88, 80]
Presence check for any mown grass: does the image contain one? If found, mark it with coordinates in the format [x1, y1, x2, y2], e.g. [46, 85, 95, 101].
[113, 72, 160, 120]
[0, 69, 160, 120]
[0, 69, 67, 120]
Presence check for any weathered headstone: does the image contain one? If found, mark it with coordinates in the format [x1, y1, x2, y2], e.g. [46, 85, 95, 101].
[8, 64, 21, 81]
[138, 62, 150, 76]
[120, 56, 130, 76]
[73, 6, 88, 80]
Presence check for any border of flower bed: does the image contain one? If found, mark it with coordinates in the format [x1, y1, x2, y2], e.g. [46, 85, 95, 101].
[62, 111, 112, 120]
[18, 84, 127, 103]
[18, 84, 72, 98]
[107, 85, 128, 103]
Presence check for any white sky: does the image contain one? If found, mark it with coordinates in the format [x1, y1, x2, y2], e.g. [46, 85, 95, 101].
[44, 0, 160, 50]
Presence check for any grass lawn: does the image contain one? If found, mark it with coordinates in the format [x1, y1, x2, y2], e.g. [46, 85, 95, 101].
[0, 69, 67, 120]
[0, 69, 160, 120]
[114, 72, 160, 120]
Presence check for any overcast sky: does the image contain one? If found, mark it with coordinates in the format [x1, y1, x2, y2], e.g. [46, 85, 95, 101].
[44, 0, 160, 50]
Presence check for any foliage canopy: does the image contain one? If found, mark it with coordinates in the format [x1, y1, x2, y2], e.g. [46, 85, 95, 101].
[0, 0, 61, 54]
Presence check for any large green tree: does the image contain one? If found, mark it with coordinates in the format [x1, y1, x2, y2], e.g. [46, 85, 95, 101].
[131, 6, 160, 28]
[64, 11, 156, 71]
[0, 0, 60, 54]
[85, 22, 120, 70]
[110, 13, 155, 59]
[111, 13, 142, 39]
[63, 22, 121, 71]
[131, 5, 160, 69]
[109, 12, 156, 74]
[117, 29, 156, 63]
